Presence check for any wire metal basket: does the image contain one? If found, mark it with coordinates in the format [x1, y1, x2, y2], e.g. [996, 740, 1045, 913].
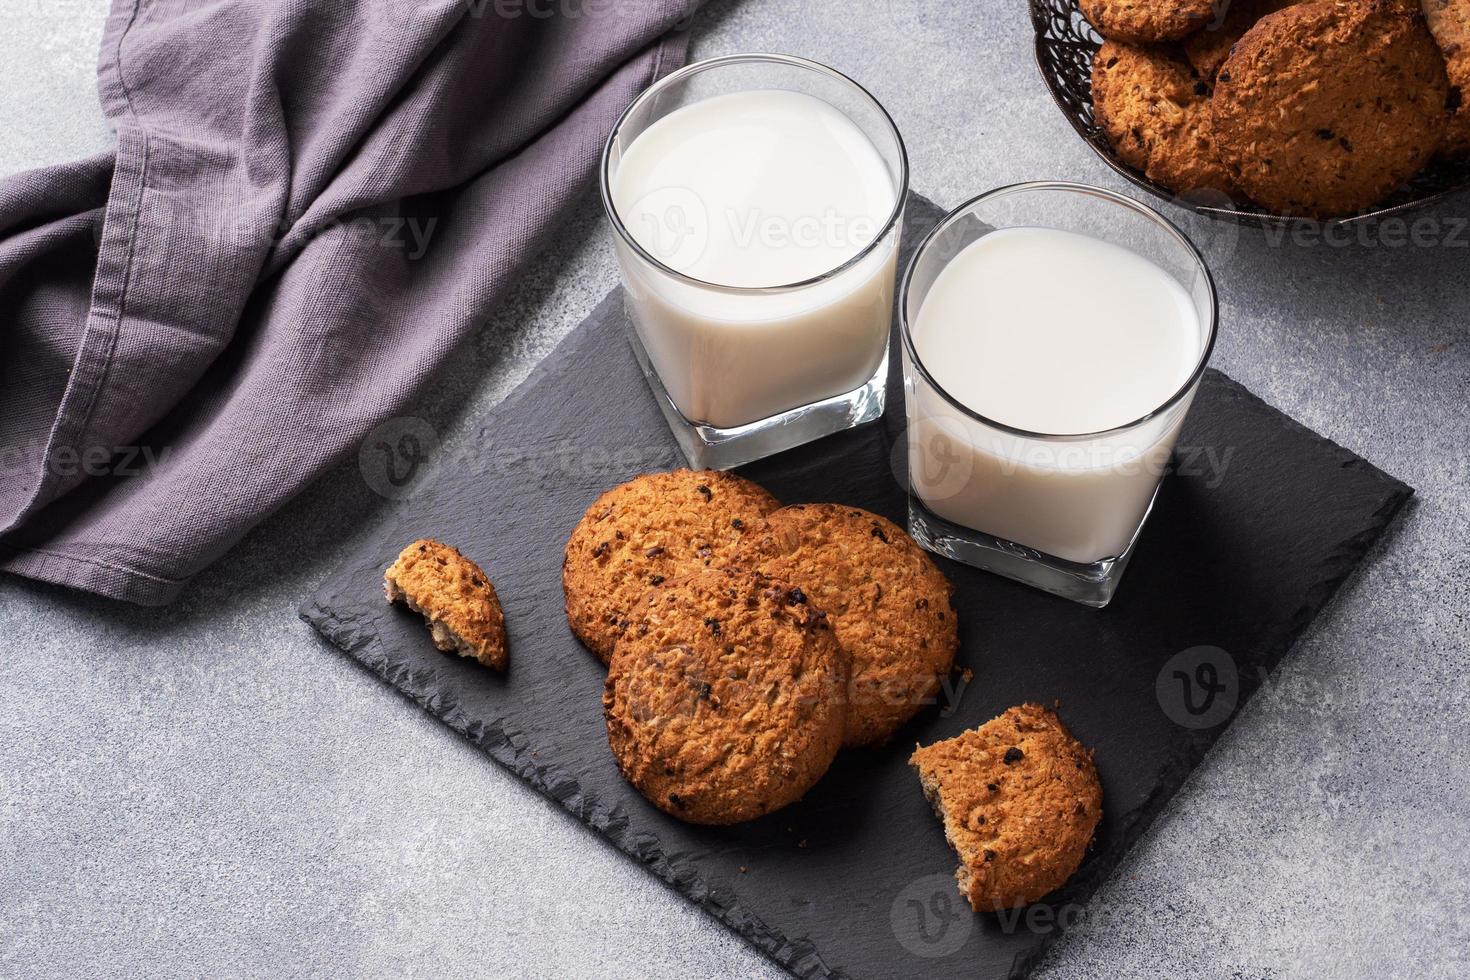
[1029, 0, 1470, 228]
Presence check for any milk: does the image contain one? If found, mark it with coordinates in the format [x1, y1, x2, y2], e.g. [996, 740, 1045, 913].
[610, 89, 899, 429]
[907, 227, 1204, 565]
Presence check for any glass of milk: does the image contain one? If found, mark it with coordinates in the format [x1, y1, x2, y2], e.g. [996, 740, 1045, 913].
[900, 183, 1217, 607]
[601, 54, 908, 470]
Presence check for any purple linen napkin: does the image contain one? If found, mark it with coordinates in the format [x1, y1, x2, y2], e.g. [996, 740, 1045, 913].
[0, 0, 696, 604]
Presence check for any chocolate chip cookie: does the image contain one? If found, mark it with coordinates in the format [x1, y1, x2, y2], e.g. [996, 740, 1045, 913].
[1183, 0, 1307, 79]
[1425, 0, 1470, 156]
[1079, 0, 1218, 43]
[1092, 40, 1239, 196]
[730, 504, 959, 749]
[563, 469, 779, 663]
[604, 569, 849, 825]
[386, 539, 507, 670]
[910, 704, 1103, 911]
[1212, 0, 1452, 216]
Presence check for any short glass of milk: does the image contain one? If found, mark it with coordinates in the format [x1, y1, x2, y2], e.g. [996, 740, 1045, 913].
[601, 54, 908, 470]
[900, 183, 1217, 607]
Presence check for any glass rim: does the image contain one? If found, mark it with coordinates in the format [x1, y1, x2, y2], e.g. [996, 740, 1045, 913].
[599, 52, 911, 294]
[898, 181, 1220, 442]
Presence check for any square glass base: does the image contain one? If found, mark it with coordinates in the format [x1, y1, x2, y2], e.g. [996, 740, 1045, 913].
[624, 312, 888, 471]
[906, 490, 1159, 608]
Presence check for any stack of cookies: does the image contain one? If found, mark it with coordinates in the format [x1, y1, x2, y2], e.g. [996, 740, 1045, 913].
[563, 469, 960, 825]
[1084, 0, 1466, 217]
[563, 469, 1106, 910]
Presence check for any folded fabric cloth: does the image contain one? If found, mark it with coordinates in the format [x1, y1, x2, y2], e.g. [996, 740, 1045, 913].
[0, 0, 698, 604]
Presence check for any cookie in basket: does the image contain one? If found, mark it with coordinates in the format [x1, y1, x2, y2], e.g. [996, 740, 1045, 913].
[563, 469, 779, 663]
[1183, 0, 1307, 79]
[730, 504, 959, 749]
[1425, 0, 1470, 157]
[603, 569, 849, 825]
[910, 703, 1102, 911]
[1212, 0, 1452, 216]
[1091, 40, 1238, 196]
[1078, 0, 1217, 43]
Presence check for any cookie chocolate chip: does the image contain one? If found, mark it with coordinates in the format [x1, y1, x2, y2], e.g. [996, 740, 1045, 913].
[562, 469, 779, 663]
[731, 504, 959, 749]
[1212, 0, 1452, 217]
[385, 539, 508, 670]
[911, 704, 1103, 911]
[604, 568, 849, 825]
[1092, 40, 1239, 197]
[1425, 0, 1470, 157]
[1079, 0, 1218, 44]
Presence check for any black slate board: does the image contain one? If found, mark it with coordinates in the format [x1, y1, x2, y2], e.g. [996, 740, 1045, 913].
[301, 194, 1412, 980]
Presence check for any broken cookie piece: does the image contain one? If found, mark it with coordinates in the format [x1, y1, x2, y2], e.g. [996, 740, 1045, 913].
[910, 703, 1102, 911]
[385, 539, 507, 670]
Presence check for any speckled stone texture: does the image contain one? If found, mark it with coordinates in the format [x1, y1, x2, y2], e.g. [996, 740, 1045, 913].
[1, 2, 1467, 978]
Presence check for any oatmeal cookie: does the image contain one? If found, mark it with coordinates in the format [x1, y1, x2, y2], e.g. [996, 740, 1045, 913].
[603, 569, 849, 825]
[1092, 40, 1239, 195]
[1079, 0, 1218, 43]
[1425, 0, 1470, 156]
[1212, 0, 1451, 216]
[563, 469, 779, 663]
[1184, 0, 1308, 79]
[730, 504, 959, 748]
[385, 539, 507, 670]
[910, 704, 1103, 911]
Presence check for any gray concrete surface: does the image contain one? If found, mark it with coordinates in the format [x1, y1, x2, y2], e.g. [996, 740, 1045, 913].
[2, 1, 1468, 977]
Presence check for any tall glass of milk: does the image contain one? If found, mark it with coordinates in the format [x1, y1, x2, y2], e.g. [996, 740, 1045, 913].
[899, 183, 1217, 606]
[601, 54, 908, 470]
